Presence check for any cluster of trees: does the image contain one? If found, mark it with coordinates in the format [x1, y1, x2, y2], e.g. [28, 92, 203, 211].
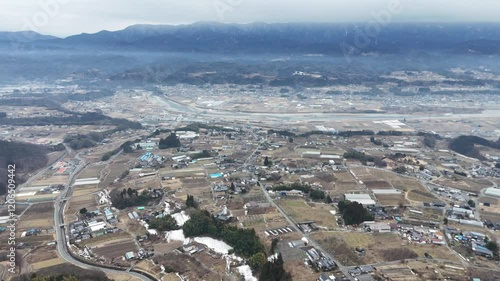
[268, 129, 296, 137]
[64, 131, 107, 150]
[264, 156, 273, 166]
[272, 183, 331, 202]
[423, 135, 437, 148]
[468, 199, 476, 208]
[258, 254, 292, 281]
[182, 210, 265, 259]
[191, 150, 212, 159]
[377, 130, 404, 136]
[148, 128, 171, 138]
[65, 90, 114, 101]
[181, 210, 292, 277]
[101, 149, 120, 161]
[343, 150, 375, 165]
[176, 123, 235, 133]
[272, 183, 311, 194]
[110, 188, 156, 210]
[337, 130, 375, 137]
[0, 111, 142, 129]
[393, 166, 408, 174]
[50, 143, 66, 152]
[338, 200, 374, 225]
[449, 135, 500, 160]
[370, 137, 383, 146]
[485, 241, 499, 255]
[148, 215, 179, 231]
[119, 170, 130, 180]
[185, 195, 198, 208]
[159, 133, 181, 149]
[101, 141, 137, 161]
[310, 189, 326, 200]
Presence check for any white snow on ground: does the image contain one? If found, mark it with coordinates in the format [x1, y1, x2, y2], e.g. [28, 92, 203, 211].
[237, 265, 257, 281]
[194, 237, 233, 254]
[165, 229, 185, 243]
[172, 211, 190, 226]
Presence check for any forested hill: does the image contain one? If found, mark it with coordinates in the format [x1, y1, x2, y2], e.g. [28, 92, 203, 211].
[0, 140, 49, 195]
[13, 264, 112, 281]
[448, 135, 500, 160]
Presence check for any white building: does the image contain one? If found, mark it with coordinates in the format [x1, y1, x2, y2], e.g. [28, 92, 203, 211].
[344, 194, 376, 206]
[485, 187, 500, 198]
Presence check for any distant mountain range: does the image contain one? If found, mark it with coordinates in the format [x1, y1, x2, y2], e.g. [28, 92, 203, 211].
[0, 31, 56, 43]
[3, 22, 500, 55]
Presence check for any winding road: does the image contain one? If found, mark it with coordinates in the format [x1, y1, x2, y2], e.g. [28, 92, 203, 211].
[52, 150, 155, 281]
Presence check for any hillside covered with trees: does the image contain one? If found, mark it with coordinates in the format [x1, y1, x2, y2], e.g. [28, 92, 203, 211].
[13, 264, 111, 281]
[0, 140, 49, 195]
[449, 135, 500, 160]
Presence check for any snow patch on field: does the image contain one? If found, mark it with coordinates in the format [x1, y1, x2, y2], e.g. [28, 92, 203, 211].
[193, 237, 233, 254]
[237, 265, 257, 281]
[165, 229, 186, 243]
[172, 211, 190, 226]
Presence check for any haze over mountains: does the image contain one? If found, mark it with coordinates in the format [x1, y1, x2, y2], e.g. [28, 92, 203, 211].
[1, 22, 500, 84]
[2, 22, 500, 55]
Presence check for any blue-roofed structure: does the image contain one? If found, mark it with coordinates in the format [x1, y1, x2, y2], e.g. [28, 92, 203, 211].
[210, 173, 223, 179]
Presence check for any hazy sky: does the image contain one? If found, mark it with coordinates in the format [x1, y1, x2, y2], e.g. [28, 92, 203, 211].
[1, 0, 499, 37]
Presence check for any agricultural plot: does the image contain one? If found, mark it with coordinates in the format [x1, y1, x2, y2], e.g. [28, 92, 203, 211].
[161, 178, 183, 191]
[311, 232, 367, 266]
[100, 157, 134, 188]
[181, 177, 210, 189]
[479, 212, 500, 223]
[364, 180, 393, 189]
[46, 151, 66, 165]
[160, 167, 206, 179]
[332, 170, 359, 195]
[433, 177, 493, 193]
[407, 189, 438, 203]
[106, 272, 144, 281]
[66, 193, 97, 215]
[18, 202, 54, 231]
[92, 238, 138, 260]
[314, 232, 460, 266]
[285, 260, 322, 281]
[31, 257, 65, 271]
[25, 247, 59, 264]
[375, 194, 408, 206]
[154, 252, 226, 281]
[301, 175, 334, 191]
[79, 232, 130, 247]
[365, 169, 427, 193]
[31, 175, 68, 186]
[278, 199, 337, 229]
[0, 204, 28, 216]
[333, 170, 356, 182]
[78, 163, 106, 179]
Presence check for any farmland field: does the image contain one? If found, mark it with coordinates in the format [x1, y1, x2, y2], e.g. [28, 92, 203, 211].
[375, 193, 407, 206]
[279, 199, 337, 229]
[18, 202, 54, 230]
[407, 189, 438, 203]
[31, 257, 65, 271]
[92, 238, 138, 260]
